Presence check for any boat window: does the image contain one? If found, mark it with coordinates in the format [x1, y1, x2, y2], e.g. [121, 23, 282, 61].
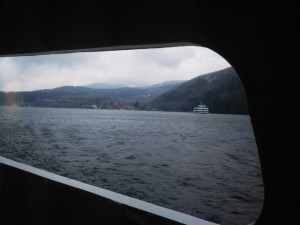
[0, 46, 263, 225]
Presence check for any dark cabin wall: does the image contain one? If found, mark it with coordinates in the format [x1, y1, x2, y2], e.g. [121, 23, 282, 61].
[194, 3, 295, 224]
[0, 1, 296, 224]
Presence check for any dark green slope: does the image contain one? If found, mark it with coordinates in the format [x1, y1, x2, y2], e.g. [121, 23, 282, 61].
[151, 67, 249, 114]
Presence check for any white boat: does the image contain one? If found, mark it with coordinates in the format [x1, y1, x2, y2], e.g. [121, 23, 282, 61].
[193, 103, 209, 114]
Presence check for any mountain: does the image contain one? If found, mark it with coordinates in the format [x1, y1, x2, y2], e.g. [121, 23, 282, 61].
[84, 80, 185, 90]
[150, 67, 249, 114]
[0, 70, 248, 114]
[34, 81, 185, 100]
[0, 81, 183, 107]
[84, 82, 126, 89]
[145, 80, 185, 88]
[40, 86, 94, 93]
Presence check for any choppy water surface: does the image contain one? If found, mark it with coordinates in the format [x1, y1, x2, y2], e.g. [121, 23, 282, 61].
[0, 106, 263, 225]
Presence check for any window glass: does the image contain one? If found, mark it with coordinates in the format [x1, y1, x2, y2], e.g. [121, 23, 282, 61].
[0, 46, 263, 225]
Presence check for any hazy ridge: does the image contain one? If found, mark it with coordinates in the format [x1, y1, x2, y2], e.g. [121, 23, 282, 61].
[0, 68, 248, 114]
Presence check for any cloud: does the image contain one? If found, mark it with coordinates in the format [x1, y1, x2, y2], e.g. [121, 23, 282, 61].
[0, 46, 231, 92]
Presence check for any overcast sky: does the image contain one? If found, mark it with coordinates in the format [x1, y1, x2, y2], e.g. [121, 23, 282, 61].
[0, 46, 231, 92]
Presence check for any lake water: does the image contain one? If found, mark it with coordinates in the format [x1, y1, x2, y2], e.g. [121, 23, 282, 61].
[0, 106, 263, 225]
